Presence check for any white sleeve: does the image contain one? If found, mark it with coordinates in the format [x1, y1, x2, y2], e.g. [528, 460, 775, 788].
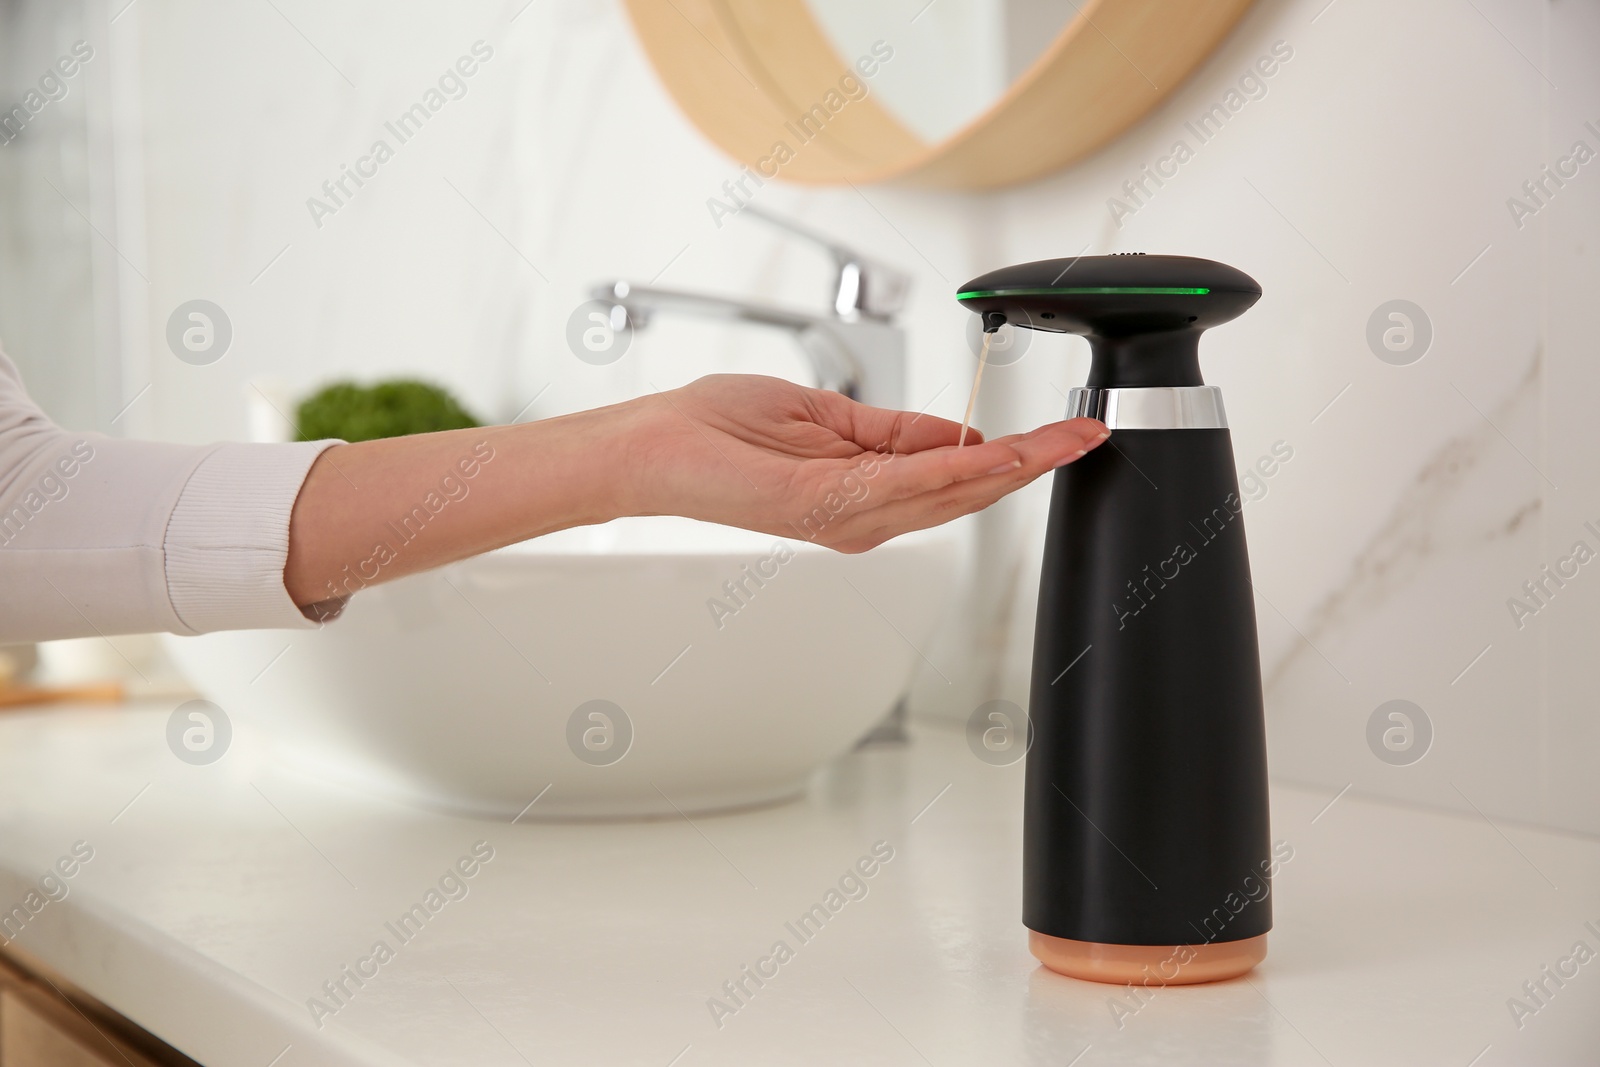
[0, 346, 342, 642]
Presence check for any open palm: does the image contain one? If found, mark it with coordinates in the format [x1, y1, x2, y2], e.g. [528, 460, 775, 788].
[631, 375, 1109, 553]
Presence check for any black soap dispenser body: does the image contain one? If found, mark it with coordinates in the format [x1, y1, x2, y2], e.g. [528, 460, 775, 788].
[959, 255, 1275, 984]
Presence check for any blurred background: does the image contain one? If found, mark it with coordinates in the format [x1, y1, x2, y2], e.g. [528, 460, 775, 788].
[1, 0, 1594, 839]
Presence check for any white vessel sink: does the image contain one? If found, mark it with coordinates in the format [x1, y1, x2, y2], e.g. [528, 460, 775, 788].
[164, 516, 955, 819]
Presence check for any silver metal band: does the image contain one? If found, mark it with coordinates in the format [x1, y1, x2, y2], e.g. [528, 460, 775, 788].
[1064, 386, 1228, 430]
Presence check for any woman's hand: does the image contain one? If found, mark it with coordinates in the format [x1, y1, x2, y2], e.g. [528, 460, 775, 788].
[284, 374, 1108, 607]
[623, 375, 1109, 553]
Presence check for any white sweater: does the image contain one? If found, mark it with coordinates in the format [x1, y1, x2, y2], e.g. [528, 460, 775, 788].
[0, 347, 339, 642]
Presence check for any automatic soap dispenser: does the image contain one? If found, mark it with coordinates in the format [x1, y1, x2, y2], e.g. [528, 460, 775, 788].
[958, 254, 1276, 985]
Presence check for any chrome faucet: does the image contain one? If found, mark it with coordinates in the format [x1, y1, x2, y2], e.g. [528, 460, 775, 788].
[590, 206, 911, 409]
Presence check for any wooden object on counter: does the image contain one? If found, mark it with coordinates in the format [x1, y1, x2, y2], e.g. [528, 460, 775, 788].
[0, 948, 198, 1067]
[0, 683, 124, 712]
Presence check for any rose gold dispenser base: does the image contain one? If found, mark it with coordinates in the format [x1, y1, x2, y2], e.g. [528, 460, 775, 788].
[1029, 930, 1267, 985]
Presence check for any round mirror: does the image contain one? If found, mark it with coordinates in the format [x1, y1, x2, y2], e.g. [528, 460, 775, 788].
[622, 0, 1255, 189]
[803, 1, 1073, 145]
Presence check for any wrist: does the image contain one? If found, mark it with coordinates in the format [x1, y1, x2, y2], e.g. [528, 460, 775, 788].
[533, 391, 663, 528]
[603, 391, 668, 520]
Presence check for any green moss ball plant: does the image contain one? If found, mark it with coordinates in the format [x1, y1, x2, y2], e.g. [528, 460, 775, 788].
[295, 380, 482, 442]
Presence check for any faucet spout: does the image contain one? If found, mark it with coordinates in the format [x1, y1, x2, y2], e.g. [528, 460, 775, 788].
[587, 210, 908, 410]
[591, 281, 865, 400]
[740, 206, 911, 322]
[592, 282, 814, 333]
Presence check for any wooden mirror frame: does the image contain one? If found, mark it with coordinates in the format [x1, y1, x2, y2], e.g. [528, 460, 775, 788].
[621, 0, 1256, 189]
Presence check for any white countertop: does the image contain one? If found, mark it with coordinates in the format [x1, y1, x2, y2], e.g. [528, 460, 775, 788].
[0, 704, 1595, 1066]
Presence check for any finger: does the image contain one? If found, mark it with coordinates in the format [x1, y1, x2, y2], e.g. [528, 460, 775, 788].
[811, 390, 986, 454]
[1014, 418, 1111, 466]
[850, 437, 1028, 505]
[868, 418, 1107, 505]
[907, 416, 1107, 456]
[1020, 417, 1110, 446]
[821, 421, 1110, 549]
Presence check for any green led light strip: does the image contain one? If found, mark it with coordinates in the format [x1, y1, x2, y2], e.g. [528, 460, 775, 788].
[957, 286, 1210, 299]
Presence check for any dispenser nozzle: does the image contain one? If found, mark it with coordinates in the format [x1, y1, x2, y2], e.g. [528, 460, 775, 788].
[956, 255, 1261, 388]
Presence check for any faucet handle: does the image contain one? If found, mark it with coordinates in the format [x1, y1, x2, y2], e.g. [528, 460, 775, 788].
[742, 205, 911, 322]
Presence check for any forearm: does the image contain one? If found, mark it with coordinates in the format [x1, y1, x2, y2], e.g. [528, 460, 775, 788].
[283, 397, 643, 607]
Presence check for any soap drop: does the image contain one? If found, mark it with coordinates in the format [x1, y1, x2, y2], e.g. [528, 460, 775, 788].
[958, 330, 993, 448]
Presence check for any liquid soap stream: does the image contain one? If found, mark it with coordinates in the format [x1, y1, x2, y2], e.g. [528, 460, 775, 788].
[958, 330, 993, 448]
